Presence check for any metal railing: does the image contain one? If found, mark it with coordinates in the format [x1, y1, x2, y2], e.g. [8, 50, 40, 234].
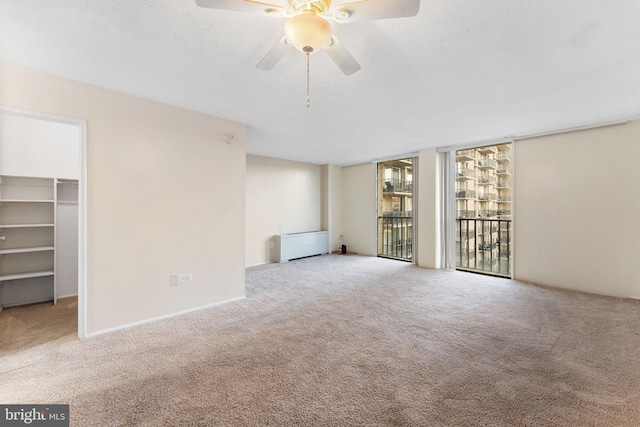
[497, 210, 511, 216]
[383, 211, 412, 217]
[477, 192, 497, 201]
[456, 189, 476, 199]
[478, 209, 497, 217]
[477, 175, 497, 185]
[497, 180, 511, 188]
[383, 178, 412, 193]
[456, 149, 476, 160]
[477, 146, 497, 154]
[496, 152, 512, 161]
[379, 216, 412, 261]
[456, 218, 511, 277]
[456, 210, 476, 219]
[456, 168, 475, 179]
[477, 158, 497, 169]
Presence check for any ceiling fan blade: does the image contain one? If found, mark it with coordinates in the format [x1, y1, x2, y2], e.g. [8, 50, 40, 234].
[331, 0, 420, 23]
[256, 35, 292, 70]
[324, 36, 361, 76]
[195, 0, 288, 16]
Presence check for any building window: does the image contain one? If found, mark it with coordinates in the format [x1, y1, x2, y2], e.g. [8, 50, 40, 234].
[455, 143, 512, 277]
[378, 158, 414, 262]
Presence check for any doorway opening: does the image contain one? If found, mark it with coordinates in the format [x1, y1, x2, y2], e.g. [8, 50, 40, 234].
[377, 158, 415, 262]
[0, 107, 87, 339]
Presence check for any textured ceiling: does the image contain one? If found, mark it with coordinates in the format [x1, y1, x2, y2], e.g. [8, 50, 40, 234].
[1, 0, 639, 165]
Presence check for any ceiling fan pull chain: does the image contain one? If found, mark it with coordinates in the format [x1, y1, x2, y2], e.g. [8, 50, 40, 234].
[304, 46, 313, 108]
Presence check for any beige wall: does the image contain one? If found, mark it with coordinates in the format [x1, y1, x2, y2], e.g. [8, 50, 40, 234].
[322, 164, 344, 253]
[417, 148, 440, 269]
[245, 155, 322, 266]
[341, 163, 377, 256]
[0, 63, 246, 334]
[514, 121, 640, 298]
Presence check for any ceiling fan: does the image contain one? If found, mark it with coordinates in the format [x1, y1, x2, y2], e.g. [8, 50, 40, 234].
[195, 0, 421, 105]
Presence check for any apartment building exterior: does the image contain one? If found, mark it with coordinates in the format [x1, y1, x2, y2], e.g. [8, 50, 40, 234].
[456, 143, 512, 276]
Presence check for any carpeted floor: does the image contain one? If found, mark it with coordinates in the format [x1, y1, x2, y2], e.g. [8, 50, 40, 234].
[1, 255, 639, 426]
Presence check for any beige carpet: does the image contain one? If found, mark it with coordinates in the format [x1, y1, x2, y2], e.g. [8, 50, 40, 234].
[1, 255, 639, 426]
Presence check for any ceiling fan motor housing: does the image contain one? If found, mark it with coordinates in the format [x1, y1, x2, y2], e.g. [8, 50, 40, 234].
[288, 0, 331, 14]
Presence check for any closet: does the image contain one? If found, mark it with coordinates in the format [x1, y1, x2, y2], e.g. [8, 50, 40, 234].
[0, 111, 80, 310]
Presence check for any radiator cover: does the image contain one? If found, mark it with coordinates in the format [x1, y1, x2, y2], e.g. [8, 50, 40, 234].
[275, 231, 329, 263]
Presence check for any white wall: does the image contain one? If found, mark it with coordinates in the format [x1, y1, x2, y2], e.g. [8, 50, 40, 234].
[0, 113, 80, 179]
[514, 121, 640, 298]
[0, 63, 246, 334]
[245, 155, 322, 266]
[341, 163, 377, 256]
[57, 182, 78, 298]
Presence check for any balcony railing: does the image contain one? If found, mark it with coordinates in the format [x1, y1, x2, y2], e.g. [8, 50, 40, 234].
[379, 216, 412, 261]
[477, 146, 497, 154]
[496, 152, 512, 162]
[477, 158, 497, 169]
[497, 180, 511, 188]
[383, 178, 412, 193]
[383, 211, 412, 217]
[456, 149, 476, 161]
[456, 210, 476, 219]
[477, 192, 497, 201]
[498, 195, 512, 202]
[456, 218, 511, 277]
[497, 210, 511, 216]
[496, 168, 511, 175]
[477, 175, 496, 185]
[456, 168, 475, 180]
[478, 209, 497, 218]
[456, 189, 476, 199]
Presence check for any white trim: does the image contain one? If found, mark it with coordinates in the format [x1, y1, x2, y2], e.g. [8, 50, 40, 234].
[510, 141, 516, 279]
[339, 151, 420, 168]
[57, 293, 78, 299]
[515, 119, 631, 141]
[370, 152, 420, 165]
[78, 119, 88, 339]
[438, 137, 513, 154]
[246, 261, 275, 268]
[411, 155, 418, 265]
[85, 296, 246, 338]
[437, 117, 637, 153]
[0, 106, 88, 339]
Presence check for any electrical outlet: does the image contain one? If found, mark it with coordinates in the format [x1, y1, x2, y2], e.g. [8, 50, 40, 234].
[179, 273, 193, 284]
[169, 275, 179, 287]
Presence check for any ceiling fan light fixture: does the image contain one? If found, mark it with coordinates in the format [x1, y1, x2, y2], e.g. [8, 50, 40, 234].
[284, 10, 332, 52]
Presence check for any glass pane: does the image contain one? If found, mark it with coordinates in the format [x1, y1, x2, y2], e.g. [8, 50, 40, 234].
[455, 143, 512, 277]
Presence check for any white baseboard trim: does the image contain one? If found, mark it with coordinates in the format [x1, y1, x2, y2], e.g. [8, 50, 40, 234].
[85, 295, 246, 339]
[58, 293, 78, 299]
[245, 261, 273, 268]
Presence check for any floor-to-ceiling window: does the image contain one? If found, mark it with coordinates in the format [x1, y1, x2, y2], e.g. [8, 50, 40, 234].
[377, 158, 415, 262]
[455, 143, 512, 277]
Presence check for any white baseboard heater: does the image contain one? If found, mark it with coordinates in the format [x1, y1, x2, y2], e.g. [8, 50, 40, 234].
[275, 231, 329, 263]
